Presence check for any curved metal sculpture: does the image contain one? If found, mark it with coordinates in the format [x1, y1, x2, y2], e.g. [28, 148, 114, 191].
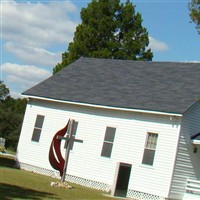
[48, 120, 69, 177]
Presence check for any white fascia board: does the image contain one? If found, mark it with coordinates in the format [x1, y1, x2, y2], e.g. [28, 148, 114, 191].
[192, 140, 200, 145]
[23, 95, 182, 117]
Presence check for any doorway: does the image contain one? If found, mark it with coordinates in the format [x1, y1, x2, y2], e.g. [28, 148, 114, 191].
[113, 163, 132, 197]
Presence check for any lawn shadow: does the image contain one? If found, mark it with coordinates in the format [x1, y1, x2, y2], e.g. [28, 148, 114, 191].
[0, 183, 59, 200]
[0, 155, 17, 168]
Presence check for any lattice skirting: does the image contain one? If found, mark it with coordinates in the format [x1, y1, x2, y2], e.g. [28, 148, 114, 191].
[20, 162, 56, 177]
[19, 162, 108, 191]
[127, 189, 165, 200]
[20, 162, 173, 200]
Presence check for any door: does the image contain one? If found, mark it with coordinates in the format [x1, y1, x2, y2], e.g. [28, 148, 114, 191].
[113, 163, 132, 197]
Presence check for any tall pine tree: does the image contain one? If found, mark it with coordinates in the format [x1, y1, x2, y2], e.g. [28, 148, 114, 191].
[53, 0, 153, 74]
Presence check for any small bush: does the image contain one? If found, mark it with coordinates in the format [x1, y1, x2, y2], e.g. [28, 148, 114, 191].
[0, 146, 6, 153]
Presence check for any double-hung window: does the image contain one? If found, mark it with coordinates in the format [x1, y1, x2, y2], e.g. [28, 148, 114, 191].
[142, 132, 158, 166]
[31, 115, 45, 142]
[101, 127, 116, 158]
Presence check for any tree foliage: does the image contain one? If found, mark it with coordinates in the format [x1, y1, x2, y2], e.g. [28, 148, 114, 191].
[0, 81, 10, 100]
[189, 0, 200, 34]
[0, 84, 27, 151]
[53, 0, 153, 74]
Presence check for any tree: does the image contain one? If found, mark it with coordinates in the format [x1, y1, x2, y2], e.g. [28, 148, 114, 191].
[53, 0, 153, 74]
[0, 96, 27, 151]
[189, 0, 200, 34]
[0, 83, 27, 151]
[0, 81, 10, 100]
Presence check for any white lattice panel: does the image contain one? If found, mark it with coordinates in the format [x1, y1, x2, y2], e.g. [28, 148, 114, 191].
[20, 162, 55, 177]
[127, 189, 164, 200]
[65, 174, 107, 190]
[20, 162, 108, 191]
[20, 162, 174, 199]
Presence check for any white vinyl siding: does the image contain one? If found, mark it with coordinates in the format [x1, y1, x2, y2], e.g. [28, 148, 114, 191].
[169, 103, 200, 199]
[17, 98, 182, 198]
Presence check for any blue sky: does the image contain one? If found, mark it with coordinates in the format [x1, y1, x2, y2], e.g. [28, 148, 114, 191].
[1, 0, 200, 98]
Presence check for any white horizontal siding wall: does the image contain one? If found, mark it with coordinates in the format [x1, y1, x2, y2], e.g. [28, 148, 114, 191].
[169, 102, 200, 199]
[18, 98, 181, 198]
[124, 113, 181, 198]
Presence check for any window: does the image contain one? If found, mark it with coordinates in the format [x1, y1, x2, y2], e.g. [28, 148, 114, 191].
[101, 127, 116, 158]
[64, 121, 78, 150]
[142, 133, 158, 166]
[31, 115, 45, 142]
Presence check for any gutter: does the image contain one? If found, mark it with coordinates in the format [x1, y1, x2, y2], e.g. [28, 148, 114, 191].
[23, 95, 183, 117]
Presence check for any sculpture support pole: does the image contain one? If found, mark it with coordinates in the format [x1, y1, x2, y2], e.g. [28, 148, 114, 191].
[56, 119, 83, 183]
[61, 120, 73, 183]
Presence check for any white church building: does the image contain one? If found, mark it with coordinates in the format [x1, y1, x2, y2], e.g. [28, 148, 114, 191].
[17, 58, 200, 200]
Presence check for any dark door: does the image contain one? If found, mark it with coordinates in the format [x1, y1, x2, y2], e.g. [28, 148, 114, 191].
[114, 163, 132, 197]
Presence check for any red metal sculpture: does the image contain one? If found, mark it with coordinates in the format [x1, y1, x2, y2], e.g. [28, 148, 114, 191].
[49, 120, 69, 177]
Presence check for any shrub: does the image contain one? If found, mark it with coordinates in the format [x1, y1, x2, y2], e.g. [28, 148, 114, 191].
[0, 146, 6, 153]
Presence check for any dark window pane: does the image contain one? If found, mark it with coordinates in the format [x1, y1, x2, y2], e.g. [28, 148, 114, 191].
[101, 142, 113, 158]
[71, 121, 78, 150]
[142, 149, 155, 165]
[31, 128, 41, 142]
[104, 127, 116, 142]
[35, 115, 44, 128]
[72, 121, 78, 136]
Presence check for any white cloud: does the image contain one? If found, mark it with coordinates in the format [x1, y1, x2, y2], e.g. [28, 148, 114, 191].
[2, 0, 79, 47]
[10, 91, 23, 99]
[4, 42, 62, 67]
[1, 1, 79, 97]
[149, 36, 169, 52]
[2, 63, 51, 95]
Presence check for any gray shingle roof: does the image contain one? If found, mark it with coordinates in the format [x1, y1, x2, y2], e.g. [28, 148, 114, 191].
[23, 57, 200, 114]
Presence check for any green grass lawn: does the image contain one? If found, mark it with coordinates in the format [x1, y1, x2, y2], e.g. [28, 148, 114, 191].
[0, 155, 122, 200]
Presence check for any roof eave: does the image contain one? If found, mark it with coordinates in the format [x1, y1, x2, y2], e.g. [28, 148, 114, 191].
[191, 140, 200, 145]
[23, 94, 183, 117]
